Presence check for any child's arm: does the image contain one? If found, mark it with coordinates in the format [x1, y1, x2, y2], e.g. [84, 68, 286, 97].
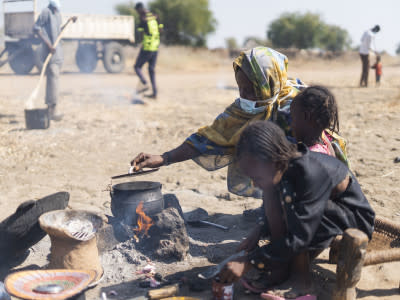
[247, 183, 329, 265]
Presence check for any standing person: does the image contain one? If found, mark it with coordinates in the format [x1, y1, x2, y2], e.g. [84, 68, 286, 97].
[359, 25, 380, 87]
[33, 0, 64, 121]
[371, 55, 383, 87]
[134, 2, 163, 99]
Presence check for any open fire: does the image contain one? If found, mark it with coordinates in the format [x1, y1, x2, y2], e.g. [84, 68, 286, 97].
[133, 201, 154, 242]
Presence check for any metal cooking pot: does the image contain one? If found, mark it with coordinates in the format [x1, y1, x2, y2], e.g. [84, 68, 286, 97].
[110, 181, 163, 226]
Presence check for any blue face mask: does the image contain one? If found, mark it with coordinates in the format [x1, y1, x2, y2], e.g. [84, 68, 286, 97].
[238, 94, 279, 114]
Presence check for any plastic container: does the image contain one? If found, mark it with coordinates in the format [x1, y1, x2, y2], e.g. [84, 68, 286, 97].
[24, 108, 49, 130]
[212, 279, 233, 300]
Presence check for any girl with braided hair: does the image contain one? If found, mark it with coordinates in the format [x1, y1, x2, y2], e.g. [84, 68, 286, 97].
[290, 86, 341, 159]
[219, 121, 374, 299]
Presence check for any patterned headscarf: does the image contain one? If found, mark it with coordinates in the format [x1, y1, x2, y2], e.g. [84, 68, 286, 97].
[233, 47, 293, 102]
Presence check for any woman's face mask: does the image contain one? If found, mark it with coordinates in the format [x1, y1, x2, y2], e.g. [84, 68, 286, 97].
[238, 93, 279, 114]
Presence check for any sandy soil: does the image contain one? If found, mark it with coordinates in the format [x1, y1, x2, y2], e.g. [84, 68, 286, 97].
[0, 47, 399, 299]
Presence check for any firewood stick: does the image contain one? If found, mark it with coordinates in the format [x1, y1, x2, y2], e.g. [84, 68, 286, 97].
[147, 284, 179, 299]
[333, 228, 368, 300]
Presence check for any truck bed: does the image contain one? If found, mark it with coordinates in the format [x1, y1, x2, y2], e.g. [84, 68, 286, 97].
[62, 14, 135, 43]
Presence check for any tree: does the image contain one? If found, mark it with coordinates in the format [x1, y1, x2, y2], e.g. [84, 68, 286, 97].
[268, 12, 323, 49]
[116, 0, 217, 47]
[267, 12, 351, 51]
[396, 43, 400, 55]
[318, 24, 351, 52]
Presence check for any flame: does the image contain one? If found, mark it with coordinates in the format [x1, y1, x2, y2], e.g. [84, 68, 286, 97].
[133, 201, 153, 242]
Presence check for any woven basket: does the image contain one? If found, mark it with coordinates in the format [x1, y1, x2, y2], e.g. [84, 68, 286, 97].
[364, 216, 400, 266]
[39, 210, 104, 281]
[5, 269, 96, 300]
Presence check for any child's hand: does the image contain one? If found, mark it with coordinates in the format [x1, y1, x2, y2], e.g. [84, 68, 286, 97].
[219, 257, 251, 283]
[237, 225, 262, 252]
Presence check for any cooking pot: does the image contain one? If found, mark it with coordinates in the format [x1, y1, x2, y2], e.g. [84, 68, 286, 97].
[110, 181, 163, 226]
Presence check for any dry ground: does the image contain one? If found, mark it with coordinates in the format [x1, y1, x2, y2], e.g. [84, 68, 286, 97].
[0, 47, 399, 299]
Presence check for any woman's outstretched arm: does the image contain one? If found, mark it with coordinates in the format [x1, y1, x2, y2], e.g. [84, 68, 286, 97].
[131, 142, 200, 170]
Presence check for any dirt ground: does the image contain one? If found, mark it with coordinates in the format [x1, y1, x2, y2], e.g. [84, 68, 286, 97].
[0, 46, 399, 299]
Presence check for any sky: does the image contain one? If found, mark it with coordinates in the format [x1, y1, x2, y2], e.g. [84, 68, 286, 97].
[1, 0, 399, 54]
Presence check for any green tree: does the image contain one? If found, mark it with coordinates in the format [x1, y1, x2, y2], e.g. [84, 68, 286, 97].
[267, 12, 350, 51]
[115, 1, 137, 17]
[318, 24, 351, 51]
[268, 12, 323, 49]
[116, 0, 217, 47]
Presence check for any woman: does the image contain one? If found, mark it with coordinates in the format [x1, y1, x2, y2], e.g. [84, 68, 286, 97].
[218, 121, 374, 299]
[131, 47, 312, 197]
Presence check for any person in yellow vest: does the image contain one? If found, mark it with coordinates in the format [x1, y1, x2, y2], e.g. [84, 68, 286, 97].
[134, 2, 163, 99]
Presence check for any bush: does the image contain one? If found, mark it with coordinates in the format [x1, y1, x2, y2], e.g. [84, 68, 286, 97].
[116, 0, 217, 47]
[242, 36, 271, 48]
[225, 37, 238, 50]
[396, 43, 400, 55]
[267, 12, 351, 51]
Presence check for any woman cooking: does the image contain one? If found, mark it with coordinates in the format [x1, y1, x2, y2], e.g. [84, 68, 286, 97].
[131, 47, 348, 198]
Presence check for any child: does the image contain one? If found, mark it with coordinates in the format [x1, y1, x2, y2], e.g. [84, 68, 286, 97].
[219, 121, 375, 299]
[290, 86, 338, 157]
[371, 55, 382, 86]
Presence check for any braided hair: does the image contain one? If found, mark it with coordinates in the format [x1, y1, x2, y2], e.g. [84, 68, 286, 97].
[236, 121, 298, 168]
[294, 85, 339, 133]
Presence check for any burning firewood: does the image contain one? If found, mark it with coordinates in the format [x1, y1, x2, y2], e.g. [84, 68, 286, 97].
[133, 201, 154, 242]
[147, 283, 179, 299]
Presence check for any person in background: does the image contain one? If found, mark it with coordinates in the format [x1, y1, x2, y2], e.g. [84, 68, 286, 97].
[134, 2, 164, 99]
[359, 25, 380, 87]
[33, 0, 64, 121]
[371, 55, 383, 87]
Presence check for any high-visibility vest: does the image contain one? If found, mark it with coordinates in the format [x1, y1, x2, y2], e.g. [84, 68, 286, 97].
[138, 12, 163, 52]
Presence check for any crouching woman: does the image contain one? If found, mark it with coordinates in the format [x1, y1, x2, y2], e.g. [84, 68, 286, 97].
[219, 121, 374, 299]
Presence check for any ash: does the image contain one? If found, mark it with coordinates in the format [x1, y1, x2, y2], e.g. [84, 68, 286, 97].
[101, 206, 190, 283]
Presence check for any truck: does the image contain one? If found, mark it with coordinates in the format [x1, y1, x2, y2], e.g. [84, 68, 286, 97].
[0, 0, 135, 74]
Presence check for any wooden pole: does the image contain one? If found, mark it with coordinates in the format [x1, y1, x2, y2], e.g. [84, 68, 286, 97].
[329, 235, 343, 264]
[333, 228, 368, 300]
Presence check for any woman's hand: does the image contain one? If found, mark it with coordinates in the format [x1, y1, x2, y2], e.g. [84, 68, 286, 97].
[219, 256, 251, 284]
[131, 153, 164, 171]
[237, 225, 262, 253]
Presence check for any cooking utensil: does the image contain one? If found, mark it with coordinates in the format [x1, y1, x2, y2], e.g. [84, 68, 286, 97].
[183, 207, 229, 231]
[111, 168, 159, 179]
[33, 284, 64, 294]
[198, 250, 246, 280]
[110, 181, 163, 226]
[4, 269, 96, 300]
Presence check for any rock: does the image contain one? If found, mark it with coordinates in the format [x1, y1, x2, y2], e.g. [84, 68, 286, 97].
[394, 157, 400, 163]
[216, 193, 231, 200]
[142, 207, 189, 261]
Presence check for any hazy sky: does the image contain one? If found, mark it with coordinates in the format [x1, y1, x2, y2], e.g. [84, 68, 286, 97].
[1, 0, 399, 54]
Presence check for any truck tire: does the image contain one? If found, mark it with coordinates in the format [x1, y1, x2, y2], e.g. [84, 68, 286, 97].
[76, 43, 98, 73]
[103, 42, 125, 73]
[8, 45, 35, 75]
